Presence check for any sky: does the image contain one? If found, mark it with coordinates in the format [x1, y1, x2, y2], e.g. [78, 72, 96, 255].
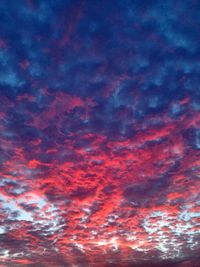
[0, 0, 200, 266]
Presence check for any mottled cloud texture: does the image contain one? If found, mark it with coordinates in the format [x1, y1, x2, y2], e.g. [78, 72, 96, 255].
[0, 0, 200, 266]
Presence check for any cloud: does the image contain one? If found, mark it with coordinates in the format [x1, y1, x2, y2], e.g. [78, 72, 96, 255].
[0, 0, 200, 266]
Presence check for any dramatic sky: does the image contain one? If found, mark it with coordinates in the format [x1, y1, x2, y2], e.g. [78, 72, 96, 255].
[0, 0, 200, 266]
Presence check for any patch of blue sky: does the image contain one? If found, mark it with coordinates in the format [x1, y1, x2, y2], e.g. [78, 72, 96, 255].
[179, 209, 200, 222]
[146, 3, 175, 29]
[179, 61, 200, 74]
[59, 63, 71, 73]
[184, 79, 195, 92]
[150, 211, 165, 217]
[166, 20, 196, 52]
[150, 73, 164, 87]
[0, 194, 33, 222]
[29, 196, 46, 209]
[129, 56, 149, 74]
[18, 5, 37, 20]
[37, 2, 54, 23]
[17, 1, 52, 24]
[169, 103, 183, 118]
[148, 95, 160, 109]
[0, 178, 17, 187]
[29, 63, 42, 77]
[0, 227, 6, 234]
[13, 187, 26, 195]
[148, 5, 197, 52]
[21, 35, 33, 48]
[0, 249, 9, 258]
[0, 69, 24, 87]
[127, 7, 138, 20]
[1, 130, 16, 138]
[0, 51, 9, 66]
[195, 129, 200, 150]
[190, 212, 200, 218]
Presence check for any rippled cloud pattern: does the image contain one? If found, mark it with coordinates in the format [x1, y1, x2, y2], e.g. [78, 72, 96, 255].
[0, 1, 200, 266]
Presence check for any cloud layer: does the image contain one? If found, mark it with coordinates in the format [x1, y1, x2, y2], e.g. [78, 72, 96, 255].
[0, 0, 200, 266]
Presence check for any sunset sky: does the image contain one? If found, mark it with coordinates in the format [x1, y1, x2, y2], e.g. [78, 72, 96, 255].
[0, 1, 200, 266]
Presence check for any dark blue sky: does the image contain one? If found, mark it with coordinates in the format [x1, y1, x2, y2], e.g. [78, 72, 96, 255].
[0, 1, 200, 266]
